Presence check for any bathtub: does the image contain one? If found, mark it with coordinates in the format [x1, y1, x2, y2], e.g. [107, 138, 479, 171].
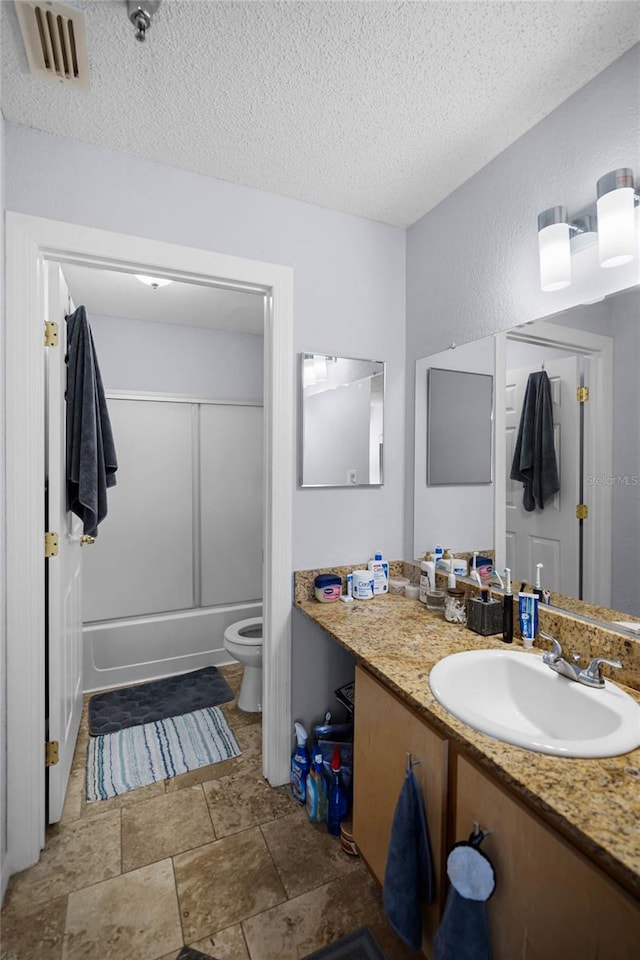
[83, 602, 262, 692]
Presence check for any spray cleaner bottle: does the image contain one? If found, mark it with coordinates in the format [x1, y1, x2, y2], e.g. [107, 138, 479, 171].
[290, 722, 310, 803]
[327, 745, 349, 836]
[305, 748, 328, 822]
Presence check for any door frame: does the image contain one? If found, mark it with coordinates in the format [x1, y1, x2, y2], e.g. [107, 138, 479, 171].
[4, 212, 294, 876]
[495, 322, 613, 606]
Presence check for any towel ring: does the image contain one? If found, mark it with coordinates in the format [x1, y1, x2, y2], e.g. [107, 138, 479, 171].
[471, 820, 493, 844]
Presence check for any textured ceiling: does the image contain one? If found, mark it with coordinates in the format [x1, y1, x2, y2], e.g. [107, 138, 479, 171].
[2, 1, 640, 226]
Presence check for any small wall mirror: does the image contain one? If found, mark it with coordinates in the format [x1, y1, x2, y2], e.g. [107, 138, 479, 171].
[299, 354, 385, 487]
[427, 367, 493, 485]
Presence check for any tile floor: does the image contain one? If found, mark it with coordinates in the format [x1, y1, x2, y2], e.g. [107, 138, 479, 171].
[1, 665, 422, 960]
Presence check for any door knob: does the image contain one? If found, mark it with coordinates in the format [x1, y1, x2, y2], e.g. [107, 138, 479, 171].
[80, 535, 95, 545]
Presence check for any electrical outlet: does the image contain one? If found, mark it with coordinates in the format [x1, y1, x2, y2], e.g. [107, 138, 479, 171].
[347, 469, 358, 485]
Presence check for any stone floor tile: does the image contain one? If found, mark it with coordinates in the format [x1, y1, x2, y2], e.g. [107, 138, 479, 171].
[241, 867, 420, 960]
[260, 807, 360, 899]
[203, 770, 297, 838]
[330, 869, 423, 960]
[164, 722, 262, 793]
[62, 859, 183, 960]
[173, 828, 286, 943]
[82, 780, 167, 818]
[155, 924, 250, 960]
[59, 766, 85, 825]
[122, 785, 215, 872]
[4, 811, 121, 909]
[240, 875, 362, 960]
[0, 894, 68, 960]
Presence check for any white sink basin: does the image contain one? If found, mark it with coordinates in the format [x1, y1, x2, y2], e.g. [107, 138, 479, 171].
[429, 649, 640, 757]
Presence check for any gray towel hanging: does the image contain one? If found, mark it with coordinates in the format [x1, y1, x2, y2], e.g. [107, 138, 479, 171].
[66, 305, 118, 537]
[510, 370, 559, 511]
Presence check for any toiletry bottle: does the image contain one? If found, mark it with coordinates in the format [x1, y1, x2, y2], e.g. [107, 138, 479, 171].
[327, 745, 349, 836]
[502, 567, 514, 644]
[419, 559, 435, 603]
[290, 722, 310, 803]
[368, 552, 389, 594]
[305, 749, 328, 823]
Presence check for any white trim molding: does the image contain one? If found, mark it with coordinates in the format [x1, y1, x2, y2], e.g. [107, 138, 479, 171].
[4, 212, 294, 875]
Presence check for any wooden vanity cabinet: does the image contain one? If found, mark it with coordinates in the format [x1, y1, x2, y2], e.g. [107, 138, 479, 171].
[353, 664, 640, 960]
[453, 753, 640, 960]
[353, 665, 449, 951]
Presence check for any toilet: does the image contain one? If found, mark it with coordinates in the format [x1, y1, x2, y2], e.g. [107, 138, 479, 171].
[223, 617, 263, 712]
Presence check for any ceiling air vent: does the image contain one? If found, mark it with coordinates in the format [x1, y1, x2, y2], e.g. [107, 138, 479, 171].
[14, 0, 90, 91]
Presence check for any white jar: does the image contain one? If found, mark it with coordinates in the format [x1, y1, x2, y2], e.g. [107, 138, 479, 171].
[352, 570, 374, 600]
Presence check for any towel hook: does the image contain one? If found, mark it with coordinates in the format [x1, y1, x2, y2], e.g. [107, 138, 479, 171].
[471, 820, 493, 845]
[406, 751, 421, 772]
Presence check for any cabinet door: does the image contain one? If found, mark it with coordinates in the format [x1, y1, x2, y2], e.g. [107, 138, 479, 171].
[455, 753, 640, 960]
[353, 665, 448, 947]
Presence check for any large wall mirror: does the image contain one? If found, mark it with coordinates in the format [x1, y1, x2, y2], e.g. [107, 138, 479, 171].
[299, 354, 385, 487]
[414, 284, 640, 624]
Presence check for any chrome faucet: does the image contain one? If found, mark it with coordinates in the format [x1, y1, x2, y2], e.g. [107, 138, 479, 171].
[540, 631, 622, 689]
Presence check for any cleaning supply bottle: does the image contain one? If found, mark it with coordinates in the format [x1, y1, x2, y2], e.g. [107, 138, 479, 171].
[305, 749, 328, 823]
[290, 722, 310, 803]
[327, 745, 349, 836]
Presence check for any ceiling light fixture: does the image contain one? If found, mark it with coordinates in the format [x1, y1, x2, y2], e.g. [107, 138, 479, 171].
[596, 169, 638, 268]
[135, 274, 173, 290]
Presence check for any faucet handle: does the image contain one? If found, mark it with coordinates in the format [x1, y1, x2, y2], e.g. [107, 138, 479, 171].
[580, 657, 622, 688]
[540, 631, 562, 664]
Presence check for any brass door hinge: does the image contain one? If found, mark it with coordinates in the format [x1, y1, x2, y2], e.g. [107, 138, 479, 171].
[44, 321, 59, 347]
[577, 386, 589, 403]
[45, 741, 59, 766]
[45, 532, 59, 558]
[576, 504, 589, 520]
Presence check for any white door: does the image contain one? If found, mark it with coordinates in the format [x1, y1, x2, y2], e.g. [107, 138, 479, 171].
[506, 356, 580, 597]
[46, 262, 84, 824]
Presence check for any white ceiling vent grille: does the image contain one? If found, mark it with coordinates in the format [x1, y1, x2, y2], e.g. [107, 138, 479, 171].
[14, 0, 90, 91]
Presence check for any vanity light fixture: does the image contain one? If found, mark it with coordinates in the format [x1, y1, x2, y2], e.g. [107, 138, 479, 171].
[537, 207, 574, 291]
[596, 169, 638, 268]
[538, 167, 640, 291]
[135, 274, 173, 290]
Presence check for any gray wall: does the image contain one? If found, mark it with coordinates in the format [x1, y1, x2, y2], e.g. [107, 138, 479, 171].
[405, 44, 640, 555]
[90, 314, 263, 400]
[4, 121, 407, 570]
[291, 607, 356, 735]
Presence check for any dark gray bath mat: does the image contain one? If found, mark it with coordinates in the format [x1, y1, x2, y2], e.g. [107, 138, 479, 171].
[302, 926, 388, 960]
[88, 666, 234, 735]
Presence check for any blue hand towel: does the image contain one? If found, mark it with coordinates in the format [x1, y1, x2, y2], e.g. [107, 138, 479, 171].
[433, 887, 492, 960]
[66, 306, 118, 537]
[382, 767, 434, 950]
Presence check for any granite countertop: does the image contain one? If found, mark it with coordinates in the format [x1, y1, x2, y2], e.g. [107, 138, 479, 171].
[295, 593, 640, 899]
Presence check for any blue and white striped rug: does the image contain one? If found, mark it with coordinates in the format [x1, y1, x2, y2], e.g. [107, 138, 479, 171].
[86, 706, 241, 801]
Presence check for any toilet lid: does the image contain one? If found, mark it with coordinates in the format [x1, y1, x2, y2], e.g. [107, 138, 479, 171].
[227, 617, 263, 645]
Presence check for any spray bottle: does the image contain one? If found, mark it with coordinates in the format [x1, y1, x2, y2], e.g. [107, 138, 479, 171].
[290, 722, 310, 803]
[305, 748, 328, 823]
[327, 745, 349, 836]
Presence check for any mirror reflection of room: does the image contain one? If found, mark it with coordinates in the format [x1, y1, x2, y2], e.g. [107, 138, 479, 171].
[300, 354, 385, 488]
[414, 285, 640, 621]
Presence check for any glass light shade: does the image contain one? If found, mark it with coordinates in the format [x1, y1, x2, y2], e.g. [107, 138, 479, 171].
[538, 222, 571, 292]
[313, 355, 328, 382]
[135, 274, 173, 287]
[597, 187, 636, 268]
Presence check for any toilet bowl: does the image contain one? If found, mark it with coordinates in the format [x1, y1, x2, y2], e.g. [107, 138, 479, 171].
[223, 617, 263, 712]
